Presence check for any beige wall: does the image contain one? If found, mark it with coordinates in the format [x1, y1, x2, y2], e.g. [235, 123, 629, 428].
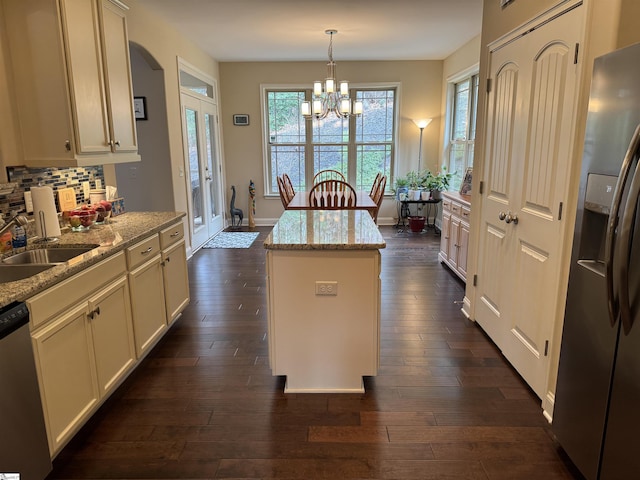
[219, 60, 443, 224]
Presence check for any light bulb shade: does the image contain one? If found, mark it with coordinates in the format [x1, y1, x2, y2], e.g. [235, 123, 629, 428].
[340, 98, 351, 114]
[414, 118, 432, 129]
[340, 81, 349, 96]
[353, 100, 363, 115]
[313, 81, 323, 96]
[325, 78, 335, 93]
[313, 100, 323, 114]
[301, 101, 311, 116]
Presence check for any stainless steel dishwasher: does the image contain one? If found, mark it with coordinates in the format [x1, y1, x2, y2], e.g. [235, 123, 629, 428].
[0, 302, 52, 480]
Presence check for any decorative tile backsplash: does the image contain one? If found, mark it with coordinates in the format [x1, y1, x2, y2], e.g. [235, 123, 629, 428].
[2, 166, 105, 218]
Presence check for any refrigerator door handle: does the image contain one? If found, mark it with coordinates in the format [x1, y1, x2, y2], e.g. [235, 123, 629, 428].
[606, 124, 640, 327]
[618, 155, 640, 334]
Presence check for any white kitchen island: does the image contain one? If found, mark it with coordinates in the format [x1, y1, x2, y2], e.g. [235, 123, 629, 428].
[264, 210, 385, 393]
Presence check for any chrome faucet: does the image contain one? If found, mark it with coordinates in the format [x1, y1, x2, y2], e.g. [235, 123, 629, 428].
[0, 212, 29, 238]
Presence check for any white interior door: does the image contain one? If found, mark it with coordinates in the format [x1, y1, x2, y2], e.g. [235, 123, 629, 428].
[475, 5, 583, 398]
[180, 93, 224, 251]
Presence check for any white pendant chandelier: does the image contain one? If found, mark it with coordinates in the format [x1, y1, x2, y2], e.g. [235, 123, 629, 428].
[301, 30, 363, 120]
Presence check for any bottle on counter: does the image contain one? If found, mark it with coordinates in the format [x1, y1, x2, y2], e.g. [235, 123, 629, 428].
[11, 224, 27, 251]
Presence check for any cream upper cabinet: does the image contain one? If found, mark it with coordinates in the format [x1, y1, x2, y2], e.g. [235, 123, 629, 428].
[3, 0, 140, 167]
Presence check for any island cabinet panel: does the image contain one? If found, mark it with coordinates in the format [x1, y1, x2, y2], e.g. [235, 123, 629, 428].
[264, 209, 385, 394]
[267, 250, 381, 393]
[3, 0, 139, 167]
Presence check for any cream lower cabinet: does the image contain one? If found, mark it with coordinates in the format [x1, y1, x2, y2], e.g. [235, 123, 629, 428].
[3, 0, 139, 166]
[126, 235, 167, 357]
[159, 223, 190, 325]
[28, 252, 135, 456]
[439, 192, 471, 282]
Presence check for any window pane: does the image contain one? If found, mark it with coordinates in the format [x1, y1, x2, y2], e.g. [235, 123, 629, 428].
[312, 116, 348, 144]
[356, 144, 391, 192]
[270, 145, 306, 192]
[268, 91, 306, 144]
[452, 79, 470, 141]
[313, 145, 348, 178]
[449, 143, 466, 191]
[355, 90, 395, 143]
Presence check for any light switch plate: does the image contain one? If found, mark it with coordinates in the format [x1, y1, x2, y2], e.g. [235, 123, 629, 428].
[82, 182, 90, 199]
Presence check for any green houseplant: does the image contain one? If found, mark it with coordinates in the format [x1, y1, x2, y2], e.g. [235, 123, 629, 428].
[425, 168, 453, 199]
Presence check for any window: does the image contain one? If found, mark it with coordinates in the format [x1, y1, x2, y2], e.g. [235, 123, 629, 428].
[265, 87, 397, 195]
[446, 74, 478, 191]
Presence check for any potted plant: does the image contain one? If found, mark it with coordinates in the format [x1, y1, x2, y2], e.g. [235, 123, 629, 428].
[393, 176, 409, 200]
[425, 168, 453, 200]
[406, 170, 422, 200]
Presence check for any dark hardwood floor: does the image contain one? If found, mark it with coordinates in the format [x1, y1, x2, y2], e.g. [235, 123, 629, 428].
[48, 226, 580, 479]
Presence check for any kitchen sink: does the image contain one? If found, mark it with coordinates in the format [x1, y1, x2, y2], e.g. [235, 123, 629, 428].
[0, 264, 55, 282]
[2, 246, 99, 265]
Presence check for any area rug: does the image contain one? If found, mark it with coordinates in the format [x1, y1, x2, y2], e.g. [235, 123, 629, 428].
[203, 231, 259, 249]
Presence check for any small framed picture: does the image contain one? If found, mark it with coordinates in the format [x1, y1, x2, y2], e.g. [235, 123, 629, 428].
[134, 97, 147, 120]
[233, 114, 250, 126]
[460, 167, 473, 195]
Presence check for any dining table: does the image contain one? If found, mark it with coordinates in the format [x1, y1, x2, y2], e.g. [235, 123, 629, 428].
[286, 190, 377, 215]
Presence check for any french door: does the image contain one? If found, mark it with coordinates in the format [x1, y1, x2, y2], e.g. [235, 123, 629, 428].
[475, 4, 583, 398]
[180, 92, 224, 250]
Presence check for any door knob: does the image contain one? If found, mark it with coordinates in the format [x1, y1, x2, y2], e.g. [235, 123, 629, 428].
[498, 211, 507, 221]
[505, 212, 519, 224]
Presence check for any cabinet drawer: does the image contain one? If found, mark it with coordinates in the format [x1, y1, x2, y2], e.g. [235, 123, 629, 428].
[442, 198, 452, 212]
[159, 222, 184, 250]
[28, 251, 127, 329]
[450, 202, 461, 215]
[461, 206, 471, 222]
[126, 235, 160, 269]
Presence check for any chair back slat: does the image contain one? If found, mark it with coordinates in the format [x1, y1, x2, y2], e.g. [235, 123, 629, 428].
[308, 180, 357, 208]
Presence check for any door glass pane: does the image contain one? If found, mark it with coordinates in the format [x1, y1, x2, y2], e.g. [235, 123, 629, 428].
[204, 113, 219, 219]
[186, 108, 204, 228]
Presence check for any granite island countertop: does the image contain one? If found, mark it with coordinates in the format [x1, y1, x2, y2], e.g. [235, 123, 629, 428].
[0, 211, 185, 308]
[264, 210, 386, 250]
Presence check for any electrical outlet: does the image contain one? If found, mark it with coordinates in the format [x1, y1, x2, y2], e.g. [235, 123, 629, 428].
[24, 191, 33, 213]
[315, 281, 338, 296]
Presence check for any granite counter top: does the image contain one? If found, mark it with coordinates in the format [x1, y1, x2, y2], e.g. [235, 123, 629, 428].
[0, 211, 185, 308]
[264, 210, 386, 250]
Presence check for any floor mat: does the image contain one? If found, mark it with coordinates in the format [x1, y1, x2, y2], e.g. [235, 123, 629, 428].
[202, 231, 259, 249]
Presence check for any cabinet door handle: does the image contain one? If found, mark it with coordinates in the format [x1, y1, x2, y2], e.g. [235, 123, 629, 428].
[170, 232, 180, 237]
[88, 306, 100, 319]
[141, 246, 153, 255]
[65, 140, 71, 151]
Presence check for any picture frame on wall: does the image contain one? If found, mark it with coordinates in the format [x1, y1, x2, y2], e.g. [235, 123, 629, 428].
[460, 167, 473, 195]
[134, 97, 147, 120]
[233, 114, 250, 126]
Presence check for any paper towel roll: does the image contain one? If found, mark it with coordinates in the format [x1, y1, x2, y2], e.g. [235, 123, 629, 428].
[31, 186, 61, 239]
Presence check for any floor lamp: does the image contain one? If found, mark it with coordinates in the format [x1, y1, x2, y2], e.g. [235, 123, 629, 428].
[413, 118, 432, 172]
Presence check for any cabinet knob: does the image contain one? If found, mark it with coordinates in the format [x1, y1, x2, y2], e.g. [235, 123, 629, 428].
[88, 306, 100, 319]
[65, 140, 71, 152]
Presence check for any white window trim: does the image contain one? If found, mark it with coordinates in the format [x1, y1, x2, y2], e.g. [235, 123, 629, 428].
[442, 64, 479, 182]
[261, 82, 401, 198]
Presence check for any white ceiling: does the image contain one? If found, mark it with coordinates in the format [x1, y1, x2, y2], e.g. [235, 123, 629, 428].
[135, 0, 484, 62]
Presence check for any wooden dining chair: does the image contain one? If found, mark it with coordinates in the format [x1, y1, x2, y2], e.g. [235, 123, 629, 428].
[276, 175, 290, 208]
[370, 175, 387, 224]
[282, 173, 295, 201]
[369, 172, 382, 197]
[308, 180, 357, 208]
[313, 169, 346, 185]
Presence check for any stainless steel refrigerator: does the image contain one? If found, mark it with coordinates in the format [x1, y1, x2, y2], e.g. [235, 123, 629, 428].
[553, 41, 640, 480]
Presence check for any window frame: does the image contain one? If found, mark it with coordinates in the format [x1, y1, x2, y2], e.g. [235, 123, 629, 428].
[442, 65, 479, 191]
[261, 83, 400, 197]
